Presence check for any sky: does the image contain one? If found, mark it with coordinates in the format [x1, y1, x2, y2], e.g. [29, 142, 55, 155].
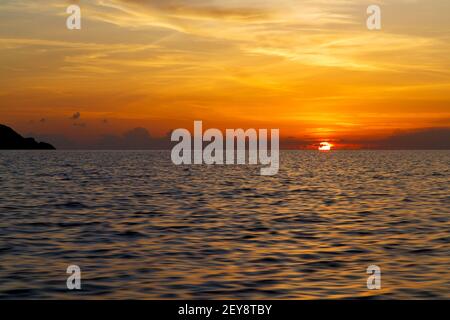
[0, 0, 449, 149]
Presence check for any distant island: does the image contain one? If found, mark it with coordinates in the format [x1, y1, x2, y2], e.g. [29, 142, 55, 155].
[0, 124, 55, 150]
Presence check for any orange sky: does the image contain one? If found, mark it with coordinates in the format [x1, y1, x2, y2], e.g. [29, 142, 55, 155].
[0, 0, 449, 148]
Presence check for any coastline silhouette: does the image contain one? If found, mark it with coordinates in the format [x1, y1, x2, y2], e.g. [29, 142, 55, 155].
[0, 124, 55, 150]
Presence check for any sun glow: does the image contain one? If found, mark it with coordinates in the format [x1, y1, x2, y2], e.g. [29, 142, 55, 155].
[318, 142, 332, 151]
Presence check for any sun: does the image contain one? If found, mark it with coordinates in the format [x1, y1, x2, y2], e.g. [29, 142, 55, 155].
[318, 142, 332, 151]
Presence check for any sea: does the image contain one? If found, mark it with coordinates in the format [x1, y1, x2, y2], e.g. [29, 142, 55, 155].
[0, 150, 448, 299]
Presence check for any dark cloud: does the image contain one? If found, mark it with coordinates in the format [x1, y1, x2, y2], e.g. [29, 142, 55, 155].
[27, 133, 78, 149]
[95, 127, 171, 149]
[280, 136, 313, 150]
[28, 118, 46, 124]
[70, 112, 81, 120]
[376, 127, 450, 150]
[340, 128, 450, 150]
[26, 126, 450, 150]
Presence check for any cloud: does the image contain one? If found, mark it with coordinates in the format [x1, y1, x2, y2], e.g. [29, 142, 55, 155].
[98, 0, 275, 28]
[77, 0, 358, 37]
[95, 127, 171, 149]
[71, 112, 81, 120]
[27, 133, 78, 149]
[280, 136, 313, 150]
[113, 0, 274, 21]
[95, 128, 312, 150]
[376, 127, 450, 150]
[341, 127, 450, 150]
[26, 126, 450, 150]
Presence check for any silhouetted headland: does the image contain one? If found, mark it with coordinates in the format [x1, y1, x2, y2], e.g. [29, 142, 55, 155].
[0, 124, 55, 150]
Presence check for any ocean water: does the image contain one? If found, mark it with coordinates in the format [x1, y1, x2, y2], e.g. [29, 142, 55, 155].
[0, 150, 448, 299]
